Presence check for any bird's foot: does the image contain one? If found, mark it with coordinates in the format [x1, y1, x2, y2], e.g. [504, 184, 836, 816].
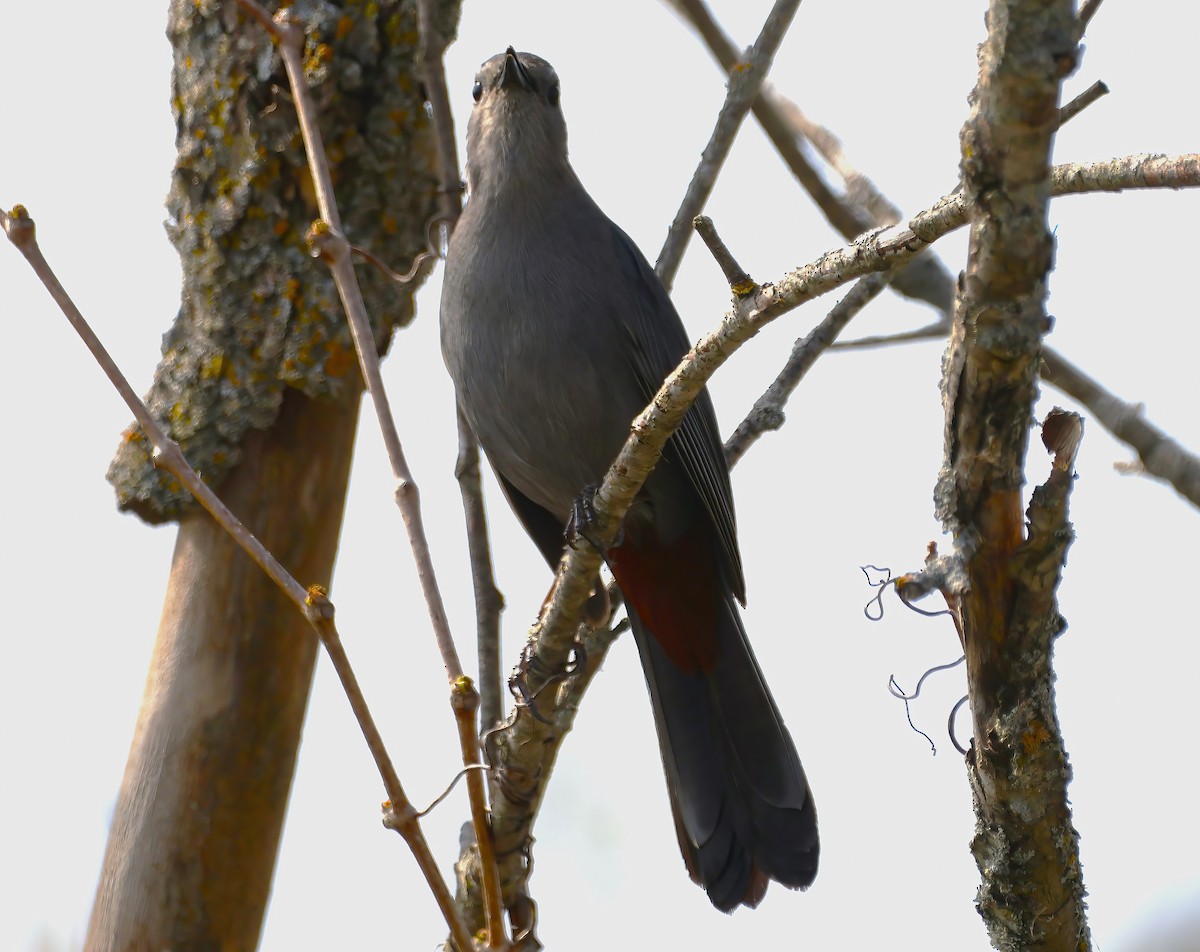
[508, 637, 588, 724]
[565, 483, 623, 553]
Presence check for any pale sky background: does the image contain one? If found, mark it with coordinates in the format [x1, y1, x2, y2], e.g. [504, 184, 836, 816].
[2, 2, 1198, 951]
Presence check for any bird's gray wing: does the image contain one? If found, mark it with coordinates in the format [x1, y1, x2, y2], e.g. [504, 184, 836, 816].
[607, 223, 746, 603]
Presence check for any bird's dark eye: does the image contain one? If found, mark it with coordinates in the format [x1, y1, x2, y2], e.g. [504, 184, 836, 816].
[472, 81, 483, 103]
[547, 81, 560, 107]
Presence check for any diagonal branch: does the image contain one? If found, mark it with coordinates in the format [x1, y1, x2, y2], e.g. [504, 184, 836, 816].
[414, 0, 507, 740]
[724, 270, 893, 467]
[655, 0, 804, 290]
[478, 149, 1199, 939]
[2, 205, 476, 952]
[664, 0, 957, 316]
[238, 3, 506, 947]
[1041, 349, 1200, 508]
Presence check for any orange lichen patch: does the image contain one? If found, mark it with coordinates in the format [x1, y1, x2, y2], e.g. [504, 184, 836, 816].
[1022, 720, 1052, 753]
[273, 219, 289, 237]
[381, 212, 398, 235]
[299, 171, 317, 211]
[335, 15, 353, 40]
[122, 426, 146, 444]
[323, 340, 355, 378]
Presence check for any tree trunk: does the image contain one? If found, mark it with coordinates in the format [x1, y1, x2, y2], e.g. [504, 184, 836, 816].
[87, 388, 358, 950]
[88, 0, 457, 945]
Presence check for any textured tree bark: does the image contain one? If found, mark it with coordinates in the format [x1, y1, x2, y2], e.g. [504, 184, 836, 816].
[87, 388, 358, 951]
[88, 0, 459, 946]
[939, 2, 1090, 950]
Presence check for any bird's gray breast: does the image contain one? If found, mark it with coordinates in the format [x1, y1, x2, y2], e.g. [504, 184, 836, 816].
[440, 200, 644, 520]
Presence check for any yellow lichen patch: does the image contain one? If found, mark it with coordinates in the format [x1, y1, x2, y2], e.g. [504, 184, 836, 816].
[381, 212, 397, 235]
[201, 353, 226, 380]
[304, 42, 332, 73]
[305, 583, 328, 604]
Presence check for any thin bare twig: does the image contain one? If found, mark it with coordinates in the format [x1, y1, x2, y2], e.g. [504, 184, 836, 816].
[655, 0, 804, 290]
[665, 0, 956, 316]
[520, 148, 1200, 687]
[413, 2, 508, 944]
[829, 320, 949, 350]
[2, 204, 475, 952]
[414, 2, 507, 940]
[241, 2, 463, 683]
[693, 214, 755, 293]
[1041, 349, 1200, 507]
[724, 270, 893, 467]
[456, 409, 505, 730]
[3, 208, 304, 610]
[1079, 0, 1105, 29]
[417, 0, 465, 226]
[832, 153, 1200, 350]
[234, 3, 503, 947]
[1058, 79, 1110, 127]
[482, 148, 1200, 925]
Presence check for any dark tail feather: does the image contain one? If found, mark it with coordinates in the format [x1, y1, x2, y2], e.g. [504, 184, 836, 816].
[627, 596, 819, 911]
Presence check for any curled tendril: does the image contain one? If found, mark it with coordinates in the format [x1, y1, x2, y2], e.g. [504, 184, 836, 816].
[896, 581, 953, 618]
[507, 638, 588, 724]
[948, 694, 970, 755]
[888, 655, 965, 701]
[861, 564, 893, 620]
[349, 212, 455, 284]
[888, 676, 937, 755]
[415, 764, 494, 818]
[889, 656, 967, 756]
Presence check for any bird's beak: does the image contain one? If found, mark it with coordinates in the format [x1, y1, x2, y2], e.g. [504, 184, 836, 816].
[499, 46, 534, 92]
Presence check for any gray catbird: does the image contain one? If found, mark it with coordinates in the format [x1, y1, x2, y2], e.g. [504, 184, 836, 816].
[440, 48, 818, 912]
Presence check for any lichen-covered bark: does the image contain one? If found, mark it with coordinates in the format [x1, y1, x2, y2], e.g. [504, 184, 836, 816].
[938, 2, 1089, 950]
[89, 1, 461, 947]
[109, 0, 452, 521]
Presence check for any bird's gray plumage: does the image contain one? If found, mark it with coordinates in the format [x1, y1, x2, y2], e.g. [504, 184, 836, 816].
[440, 48, 817, 911]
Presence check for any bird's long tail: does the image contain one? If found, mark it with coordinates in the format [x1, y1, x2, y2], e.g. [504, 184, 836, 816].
[609, 538, 819, 911]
